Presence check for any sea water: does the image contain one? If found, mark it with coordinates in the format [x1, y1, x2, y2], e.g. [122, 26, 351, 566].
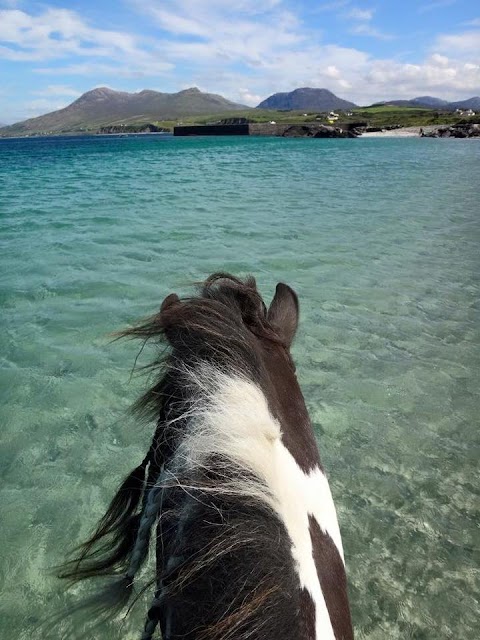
[1, 134, 479, 639]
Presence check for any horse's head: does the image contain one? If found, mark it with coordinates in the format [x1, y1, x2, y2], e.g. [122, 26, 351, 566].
[157, 273, 299, 369]
[148, 274, 319, 472]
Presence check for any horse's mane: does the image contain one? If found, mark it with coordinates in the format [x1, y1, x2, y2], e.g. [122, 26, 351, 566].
[122, 272, 285, 419]
[57, 273, 296, 638]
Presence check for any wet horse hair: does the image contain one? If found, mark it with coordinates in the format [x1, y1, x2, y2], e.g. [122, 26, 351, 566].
[59, 273, 354, 639]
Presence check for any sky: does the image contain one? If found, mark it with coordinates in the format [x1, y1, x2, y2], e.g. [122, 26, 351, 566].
[0, 0, 479, 124]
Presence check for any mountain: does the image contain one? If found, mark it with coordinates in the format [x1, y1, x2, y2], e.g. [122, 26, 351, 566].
[256, 88, 357, 111]
[0, 87, 248, 136]
[450, 97, 480, 110]
[368, 96, 480, 110]
[370, 97, 453, 109]
[410, 96, 450, 108]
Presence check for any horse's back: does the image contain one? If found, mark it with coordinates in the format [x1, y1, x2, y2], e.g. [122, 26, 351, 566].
[156, 466, 310, 640]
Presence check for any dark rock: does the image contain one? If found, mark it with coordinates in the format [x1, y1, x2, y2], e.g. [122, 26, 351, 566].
[421, 123, 480, 138]
[97, 123, 170, 134]
[281, 124, 349, 138]
[313, 125, 348, 138]
[344, 121, 367, 133]
[282, 125, 316, 137]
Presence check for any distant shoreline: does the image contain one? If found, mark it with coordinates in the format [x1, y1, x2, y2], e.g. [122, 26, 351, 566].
[0, 131, 173, 141]
[1, 124, 479, 141]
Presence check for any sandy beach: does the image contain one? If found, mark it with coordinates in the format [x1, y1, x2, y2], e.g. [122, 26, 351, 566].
[361, 126, 429, 138]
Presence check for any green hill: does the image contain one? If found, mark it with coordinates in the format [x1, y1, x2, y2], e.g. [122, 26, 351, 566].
[0, 87, 248, 137]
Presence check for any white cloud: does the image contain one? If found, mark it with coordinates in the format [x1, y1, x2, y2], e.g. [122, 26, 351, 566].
[229, 44, 479, 106]
[34, 61, 173, 78]
[0, 8, 145, 61]
[24, 97, 72, 116]
[350, 23, 393, 39]
[357, 54, 480, 103]
[0, 7, 175, 82]
[434, 29, 480, 55]
[142, 0, 304, 57]
[33, 84, 81, 97]
[138, 1, 480, 105]
[314, 1, 350, 12]
[325, 65, 341, 78]
[346, 8, 374, 21]
[430, 53, 450, 66]
[343, 5, 392, 39]
[235, 88, 261, 106]
[148, 8, 208, 38]
[418, 0, 457, 14]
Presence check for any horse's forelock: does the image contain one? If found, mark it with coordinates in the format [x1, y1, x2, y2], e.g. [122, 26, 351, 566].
[200, 273, 285, 346]
[150, 273, 284, 352]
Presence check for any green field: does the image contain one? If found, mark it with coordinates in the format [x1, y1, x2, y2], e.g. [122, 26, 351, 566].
[152, 105, 480, 132]
[151, 109, 317, 131]
[350, 105, 474, 127]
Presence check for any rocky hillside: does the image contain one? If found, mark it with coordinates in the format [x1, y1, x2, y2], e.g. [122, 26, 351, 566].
[0, 87, 248, 136]
[257, 88, 357, 111]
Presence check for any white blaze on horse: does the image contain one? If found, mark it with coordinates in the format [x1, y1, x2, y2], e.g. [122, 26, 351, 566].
[60, 274, 354, 640]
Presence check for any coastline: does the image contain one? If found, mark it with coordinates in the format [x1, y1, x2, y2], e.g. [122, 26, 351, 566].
[2, 124, 479, 141]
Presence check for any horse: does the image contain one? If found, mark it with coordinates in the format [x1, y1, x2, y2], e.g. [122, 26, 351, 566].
[59, 273, 354, 640]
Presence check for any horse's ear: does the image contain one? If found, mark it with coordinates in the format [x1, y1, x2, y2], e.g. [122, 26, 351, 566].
[160, 293, 180, 313]
[267, 283, 299, 348]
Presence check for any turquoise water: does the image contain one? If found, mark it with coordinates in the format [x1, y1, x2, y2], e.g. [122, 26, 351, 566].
[1, 134, 479, 639]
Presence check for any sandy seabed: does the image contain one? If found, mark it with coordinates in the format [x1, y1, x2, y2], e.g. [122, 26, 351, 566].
[1, 134, 479, 640]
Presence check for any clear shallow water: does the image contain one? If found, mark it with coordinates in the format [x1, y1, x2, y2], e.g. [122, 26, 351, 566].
[1, 134, 479, 639]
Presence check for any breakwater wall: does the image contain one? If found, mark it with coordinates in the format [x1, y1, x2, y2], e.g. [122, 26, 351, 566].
[174, 124, 250, 136]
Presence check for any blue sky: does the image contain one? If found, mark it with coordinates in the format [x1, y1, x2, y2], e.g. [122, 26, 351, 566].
[1, 0, 479, 123]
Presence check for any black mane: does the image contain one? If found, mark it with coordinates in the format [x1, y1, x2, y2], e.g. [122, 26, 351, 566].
[119, 273, 285, 420]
